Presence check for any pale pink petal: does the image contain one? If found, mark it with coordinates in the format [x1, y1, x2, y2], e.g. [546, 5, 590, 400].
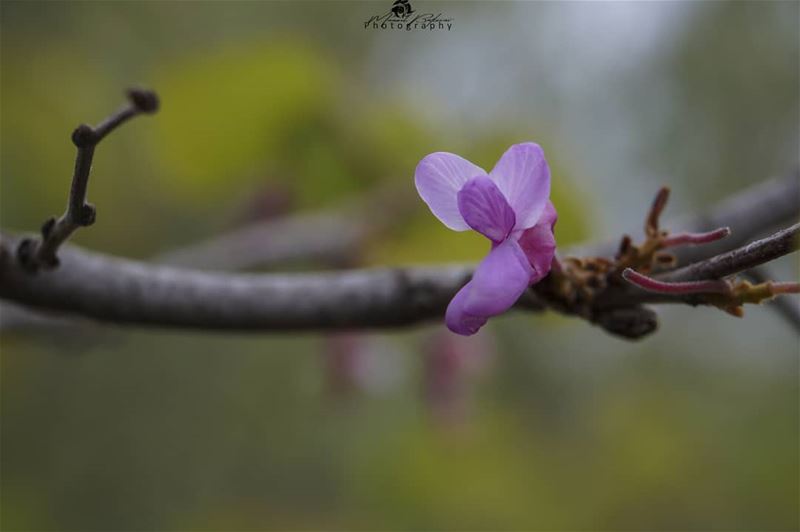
[415, 152, 487, 231]
[456, 176, 516, 243]
[489, 142, 551, 231]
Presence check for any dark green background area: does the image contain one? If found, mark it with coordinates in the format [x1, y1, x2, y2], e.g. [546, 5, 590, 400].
[1, 2, 798, 530]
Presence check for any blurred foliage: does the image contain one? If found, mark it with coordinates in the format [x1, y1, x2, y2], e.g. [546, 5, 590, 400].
[2, 326, 796, 530]
[1, 1, 797, 531]
[651, 1, 799, 205]
[153, 41, 342, 203]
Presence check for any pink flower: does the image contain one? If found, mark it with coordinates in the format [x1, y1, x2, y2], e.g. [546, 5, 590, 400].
[415, 143, 557, 335]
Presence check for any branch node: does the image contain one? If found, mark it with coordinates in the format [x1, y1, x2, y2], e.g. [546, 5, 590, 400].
[653, 251, 677, 268]
[40, 217, 56, 239]
[77, 203, 97, 226]
[71, 124, 96, 147]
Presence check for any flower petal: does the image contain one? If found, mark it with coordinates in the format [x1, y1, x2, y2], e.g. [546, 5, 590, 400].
[517, 200, 558, 283]
[465, 238, 534, 315]
[415, 152, 487, 231]
[445, 238, 533, 335]
[445, 282, 488, 336]
[489, 142, 551, 231]
[457, 176, 516, 243]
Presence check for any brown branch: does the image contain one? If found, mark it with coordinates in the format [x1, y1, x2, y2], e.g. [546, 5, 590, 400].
[16, 88, 158, 272]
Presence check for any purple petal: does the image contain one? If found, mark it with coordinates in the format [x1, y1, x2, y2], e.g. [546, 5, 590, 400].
[457, 176, 516, 243]
[415, 152, 487, 231]
[445, 238, 533, 335]
[489, 143, 551, 231]
[445, 282, 488, 336]
[517, 200, 558, 283]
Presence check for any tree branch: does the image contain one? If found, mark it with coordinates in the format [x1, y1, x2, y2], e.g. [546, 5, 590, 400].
[1, 220, 797, 335]
[16, 89, 158, 272]
[1, 235, 482, 330]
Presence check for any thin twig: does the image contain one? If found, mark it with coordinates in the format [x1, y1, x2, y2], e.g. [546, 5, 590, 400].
[745, 266, 800, 332]
[16, 88, 158, 272]
[604, 224, 800, 313]
[645, 186, 670, 236]
[771, 282, 800, 294]
[658, 223, 800, 283]
[661, 227, 730, 248]
[622, 268, 731, 295]
[574, 172, 800, 263]
[665, 172, 800, 266]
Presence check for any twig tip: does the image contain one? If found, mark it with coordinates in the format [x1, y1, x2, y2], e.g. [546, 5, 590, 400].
[126, 88, 159, 114]
[771, 282, 800, 295]
[646, 186, 671, 234]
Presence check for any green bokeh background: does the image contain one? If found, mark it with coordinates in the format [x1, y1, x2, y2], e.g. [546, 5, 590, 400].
[1, 2, 798, 530]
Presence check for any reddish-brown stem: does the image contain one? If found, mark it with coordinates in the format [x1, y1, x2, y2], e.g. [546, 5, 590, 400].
[645, 187, 670, 236]
[771, 282, 800, 295]
[661, 227, 731, 248]
[622, 268, 731, 295]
